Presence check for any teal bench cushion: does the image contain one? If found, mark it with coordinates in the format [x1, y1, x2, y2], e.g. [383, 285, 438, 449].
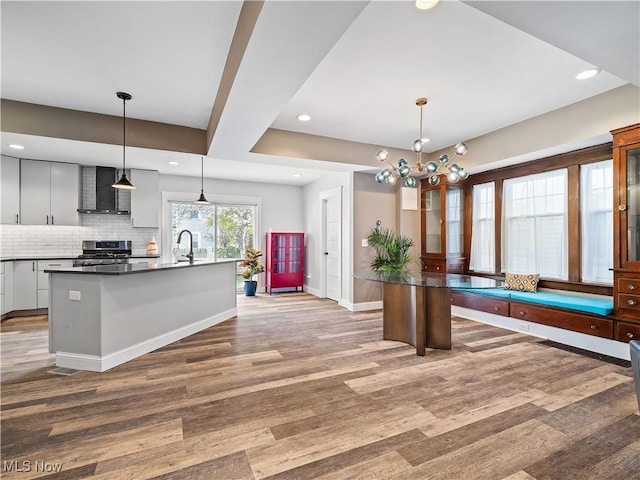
[454, 287, 512, 299]
[507, 290, 613, 316]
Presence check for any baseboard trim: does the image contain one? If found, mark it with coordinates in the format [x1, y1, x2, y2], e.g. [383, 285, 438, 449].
[55, 307, 237, 372]
[452, 306, 631, 361]
[339, 300, 383, 312]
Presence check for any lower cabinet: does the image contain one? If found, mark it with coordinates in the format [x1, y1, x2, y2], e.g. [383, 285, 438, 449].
[37, 260, 73, 308]
[451, 291, 509, 316]
[614, 321, 640, 343]
[9, 259, 73, 311]
[13, 261, 38, 310]
[1, 261, 14, 315]
[509, 301, 613, 339]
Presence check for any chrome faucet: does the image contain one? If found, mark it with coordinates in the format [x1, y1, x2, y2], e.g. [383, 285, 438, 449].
[176, 229, 194, 263]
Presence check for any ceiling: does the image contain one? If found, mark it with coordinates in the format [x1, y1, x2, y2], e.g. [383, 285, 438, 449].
[1, 0, 638, 185]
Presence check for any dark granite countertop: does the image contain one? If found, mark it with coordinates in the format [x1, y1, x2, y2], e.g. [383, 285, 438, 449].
[45, 258, 240, 275]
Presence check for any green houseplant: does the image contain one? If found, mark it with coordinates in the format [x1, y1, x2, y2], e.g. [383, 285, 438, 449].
[240, 247, 265, 296]
[367, 226, 416, 273]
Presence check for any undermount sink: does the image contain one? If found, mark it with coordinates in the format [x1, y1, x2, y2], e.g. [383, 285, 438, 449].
[174, 258, 203, 264]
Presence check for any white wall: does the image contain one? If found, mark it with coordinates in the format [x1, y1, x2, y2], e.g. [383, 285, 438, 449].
[302, 171, 353, 305]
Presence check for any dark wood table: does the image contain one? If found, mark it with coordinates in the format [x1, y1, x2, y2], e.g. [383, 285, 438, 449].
[354, 271, 502, 355]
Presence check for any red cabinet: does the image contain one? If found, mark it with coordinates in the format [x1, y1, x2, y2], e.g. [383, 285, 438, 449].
[265, 232, 304, 294]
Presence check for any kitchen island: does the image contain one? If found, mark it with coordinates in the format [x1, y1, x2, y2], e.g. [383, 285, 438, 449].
[46, 259, 239, 372]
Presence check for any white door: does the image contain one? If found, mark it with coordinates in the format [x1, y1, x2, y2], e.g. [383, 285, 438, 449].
[324, 192, 341, 302]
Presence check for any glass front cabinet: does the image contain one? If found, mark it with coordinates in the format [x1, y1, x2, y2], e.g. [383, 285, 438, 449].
[265, 232, 304, 294]
[420, 180, 465, 273]
[612, 123, 640, 332]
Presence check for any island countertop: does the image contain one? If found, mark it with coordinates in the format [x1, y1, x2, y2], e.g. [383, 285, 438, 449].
[45, 258, 240, 275]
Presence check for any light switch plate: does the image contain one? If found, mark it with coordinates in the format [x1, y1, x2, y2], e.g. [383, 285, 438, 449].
[69, 290, 81, 301]
[361, 239, 369, 247]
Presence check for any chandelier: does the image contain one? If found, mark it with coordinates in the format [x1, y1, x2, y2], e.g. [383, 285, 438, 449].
[374, 97, 469, 187]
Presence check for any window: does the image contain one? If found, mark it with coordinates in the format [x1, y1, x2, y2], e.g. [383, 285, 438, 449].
[171, 202, 255, 262]
[581, 160, 613, 284]
[502, 169, 568, 280]
[469, 182, 495, 273]
[446, 188, 463, 255]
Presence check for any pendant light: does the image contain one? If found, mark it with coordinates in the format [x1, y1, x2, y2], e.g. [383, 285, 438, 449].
[194, 156, 210, 204]
[112, 91, 135, 190]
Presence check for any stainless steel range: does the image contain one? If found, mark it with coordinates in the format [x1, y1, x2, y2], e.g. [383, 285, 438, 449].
[73, 240, 132, 267]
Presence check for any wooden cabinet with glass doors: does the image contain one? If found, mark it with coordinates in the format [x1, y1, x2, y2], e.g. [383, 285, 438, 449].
[612, 124, 640, 333]
[420, 180, 465, 274]
[265, 232, 304, 294]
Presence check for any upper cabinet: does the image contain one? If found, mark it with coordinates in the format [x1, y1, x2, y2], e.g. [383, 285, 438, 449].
[612, 123, 640, 322]
[20, 160, 80, 225]
[420, 180, 465, 273]
[130, 169, 159, 228]
[1, 156, 20, 224]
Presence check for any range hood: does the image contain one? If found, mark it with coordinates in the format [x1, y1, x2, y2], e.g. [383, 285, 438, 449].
[77, 166, 130, 215]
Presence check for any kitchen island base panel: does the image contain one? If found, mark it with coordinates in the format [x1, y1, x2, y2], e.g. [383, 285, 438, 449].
[48, 261, 237, 372]
[54, 307, 236, 372]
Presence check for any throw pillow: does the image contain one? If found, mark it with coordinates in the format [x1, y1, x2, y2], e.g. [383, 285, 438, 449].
[504, 273, 539, 292]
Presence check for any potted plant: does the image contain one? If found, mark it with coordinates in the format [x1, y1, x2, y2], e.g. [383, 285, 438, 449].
[240, 247, 265, 296]
[367, 226, 416, 273]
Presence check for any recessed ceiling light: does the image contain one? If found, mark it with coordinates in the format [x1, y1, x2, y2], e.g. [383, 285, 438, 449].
[296, 114, 311, 122]
[421, 138, 430, 143]
[9, 144, 24, 150]
[576, 68, 601, 80]
[416, 0, 439, 10]
[292, 173, 302, 177]
[168, 161, 179, 165]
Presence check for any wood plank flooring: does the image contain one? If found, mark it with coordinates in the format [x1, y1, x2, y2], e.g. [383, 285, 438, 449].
[1, 293, 639, 479]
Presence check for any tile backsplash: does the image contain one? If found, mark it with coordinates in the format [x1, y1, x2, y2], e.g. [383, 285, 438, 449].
[0, 217, 159, 257]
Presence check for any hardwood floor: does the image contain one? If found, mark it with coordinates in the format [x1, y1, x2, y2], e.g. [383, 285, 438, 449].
[1, 293, 639, 479]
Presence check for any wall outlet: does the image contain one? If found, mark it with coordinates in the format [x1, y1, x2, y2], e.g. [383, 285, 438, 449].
[361, 239, 369, 247]
[518, 323, 529, 332]
[69, 290, 81, 301]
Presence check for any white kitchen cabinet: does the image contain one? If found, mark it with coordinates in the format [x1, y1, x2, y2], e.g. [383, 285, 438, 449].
[13, 260, 37, 310]
[37, 260, 73, 308]
[1, 156, 20, 224]
[5, 262, 14, 314]
[20, 160, 80, 225]
[0, 262, 12, 315]
[50, 162, 81, 225]
[130, 169, 159, 228]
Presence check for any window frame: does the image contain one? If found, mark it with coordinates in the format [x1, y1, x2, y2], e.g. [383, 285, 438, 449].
[460, 143, 613, 295]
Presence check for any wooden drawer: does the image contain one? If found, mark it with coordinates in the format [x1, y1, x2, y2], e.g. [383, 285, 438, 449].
[451, 291, 509, 317]
[618, 293, 640, 312]
[509, 301, 613, 339]
[423, 260, 446, 273]
[615, 321, 640, 343]
[617, 277, 640, 294]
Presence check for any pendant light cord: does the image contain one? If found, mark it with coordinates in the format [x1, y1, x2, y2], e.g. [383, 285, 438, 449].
[201, 157, 204, 193]
[122, 97, 127, 172]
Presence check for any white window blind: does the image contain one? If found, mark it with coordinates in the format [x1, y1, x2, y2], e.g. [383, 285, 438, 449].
[446, 188, 463, 255]
[581, 160, 613, 284]
[502, 169, 568, 280]
[469, 182, 495, 273]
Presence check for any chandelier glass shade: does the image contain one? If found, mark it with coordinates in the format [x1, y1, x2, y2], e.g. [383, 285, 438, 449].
[374, 97, 469, 188]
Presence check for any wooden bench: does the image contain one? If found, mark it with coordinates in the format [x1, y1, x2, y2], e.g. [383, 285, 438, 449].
[451, 288, 616, 340]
